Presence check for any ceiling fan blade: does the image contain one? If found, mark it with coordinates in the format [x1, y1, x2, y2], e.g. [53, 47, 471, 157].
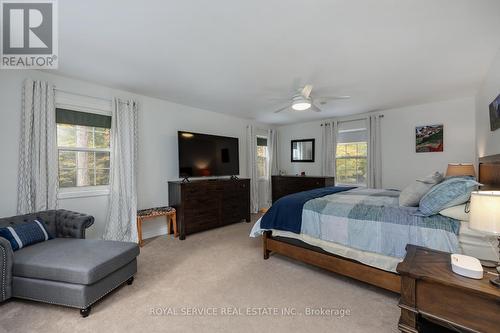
[311, 104, 322, 112]
[273, 105, 291, 113]
[319, 95, 351, 100]
[301, 84, 313, 98]
[267, 97, 289, 102]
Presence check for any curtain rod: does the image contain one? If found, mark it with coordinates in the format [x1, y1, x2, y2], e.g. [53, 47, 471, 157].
[53, 88, 131, 105]
[320, 114, 384, 126]
[53, 88, 111, 102]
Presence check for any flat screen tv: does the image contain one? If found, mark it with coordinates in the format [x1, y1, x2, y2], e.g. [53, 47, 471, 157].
[178, 131, 239, 178]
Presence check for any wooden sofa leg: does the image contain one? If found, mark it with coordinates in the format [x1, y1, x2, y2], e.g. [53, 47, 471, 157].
[80, 306, 91, 318]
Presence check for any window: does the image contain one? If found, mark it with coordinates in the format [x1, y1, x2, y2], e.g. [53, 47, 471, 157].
[336, 142, 367, 185]
[56, 108, 111, 188]
[256, 136, 268, 179]
[335, 120, 368, 185]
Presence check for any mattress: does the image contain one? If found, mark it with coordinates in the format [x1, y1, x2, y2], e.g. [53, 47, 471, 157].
[251, 219, 498, 272]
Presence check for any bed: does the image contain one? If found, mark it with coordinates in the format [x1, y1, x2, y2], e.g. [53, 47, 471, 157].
[251, 155, 500, 294]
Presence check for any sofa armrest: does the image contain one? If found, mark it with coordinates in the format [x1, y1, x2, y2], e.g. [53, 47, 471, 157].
[55, 210, 95, 239]
[0, 237, 13, 302]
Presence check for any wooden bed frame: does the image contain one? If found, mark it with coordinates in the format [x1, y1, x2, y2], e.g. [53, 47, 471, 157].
[262, 154, 500, 294]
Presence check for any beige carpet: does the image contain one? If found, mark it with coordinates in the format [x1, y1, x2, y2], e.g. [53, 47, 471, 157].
[0, 215, 399, 333]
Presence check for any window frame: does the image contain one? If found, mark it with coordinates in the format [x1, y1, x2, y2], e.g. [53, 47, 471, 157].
[55, 104, 112, 199]
[335, 141, 368, 186]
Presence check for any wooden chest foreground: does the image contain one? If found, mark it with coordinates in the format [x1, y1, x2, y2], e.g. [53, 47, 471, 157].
[397, 245, 500, 333]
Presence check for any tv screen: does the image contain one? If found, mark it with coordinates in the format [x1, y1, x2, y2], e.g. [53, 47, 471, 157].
[178, 131, 239, 178]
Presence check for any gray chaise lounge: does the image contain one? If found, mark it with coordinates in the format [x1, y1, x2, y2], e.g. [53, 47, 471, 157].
[0, 210, 139, 317]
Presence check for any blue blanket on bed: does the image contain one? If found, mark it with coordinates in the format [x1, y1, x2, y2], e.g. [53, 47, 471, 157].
[261, 186, 355, 233]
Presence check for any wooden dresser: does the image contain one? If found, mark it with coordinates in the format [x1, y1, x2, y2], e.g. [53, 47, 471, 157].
[168, 178, 251, 240]
[271, 175, 335, 202]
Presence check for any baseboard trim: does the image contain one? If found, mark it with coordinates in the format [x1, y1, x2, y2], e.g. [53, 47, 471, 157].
[142, 225, 169, 240]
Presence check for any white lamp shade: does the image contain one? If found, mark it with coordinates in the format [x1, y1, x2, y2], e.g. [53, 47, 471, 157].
[469, 191, 500, 235]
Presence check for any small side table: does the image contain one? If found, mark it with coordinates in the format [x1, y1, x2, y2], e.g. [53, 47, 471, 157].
[397, 245, 500, 333]
[137, 206, 177, 247]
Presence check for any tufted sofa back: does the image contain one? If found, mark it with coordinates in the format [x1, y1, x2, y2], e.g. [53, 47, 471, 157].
[0, 210, 58, 235]
[0, 210, 94, 239]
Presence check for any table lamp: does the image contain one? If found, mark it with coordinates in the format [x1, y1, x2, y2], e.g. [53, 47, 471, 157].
[446, 163, 476, 178]
[469, 191, 500, 286]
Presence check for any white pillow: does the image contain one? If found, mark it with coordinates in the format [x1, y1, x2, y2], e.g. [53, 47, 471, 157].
[439, 204, 469, 221]
[399, 172, 443, 207]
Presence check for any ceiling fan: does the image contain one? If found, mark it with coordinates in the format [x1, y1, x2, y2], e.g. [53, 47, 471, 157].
[272, 84, 350, 113]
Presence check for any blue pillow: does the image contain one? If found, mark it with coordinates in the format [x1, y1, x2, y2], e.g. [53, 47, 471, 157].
[418, 177, 480, 216]
[0, 219, 53, 251]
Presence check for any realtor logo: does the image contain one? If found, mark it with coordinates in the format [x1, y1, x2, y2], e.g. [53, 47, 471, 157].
[1, 0, 58, 69]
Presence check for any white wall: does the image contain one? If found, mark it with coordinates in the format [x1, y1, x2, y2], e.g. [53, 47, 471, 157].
[476, 49, 500, 158]
[0, 70, 264, 239]
[277, 121, 324, 176]
[277, 97, 476, 190]
[380, 98, 476, 189]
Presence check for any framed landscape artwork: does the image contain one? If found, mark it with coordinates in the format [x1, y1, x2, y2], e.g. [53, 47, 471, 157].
[415, 124, 443, 153]
[489, 93, 500, 131]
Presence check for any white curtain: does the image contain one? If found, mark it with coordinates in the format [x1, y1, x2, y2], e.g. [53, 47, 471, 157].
[266, 128, 278, 205]
[17, 79, 58, 214]
[103, 99, 139, 242]
[321, 120, 338, 177]
[367, 115, 382, 188]
[246, 125, 259, 213]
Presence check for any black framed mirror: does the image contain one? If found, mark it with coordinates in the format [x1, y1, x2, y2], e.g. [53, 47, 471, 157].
[291, 139, 315, 162]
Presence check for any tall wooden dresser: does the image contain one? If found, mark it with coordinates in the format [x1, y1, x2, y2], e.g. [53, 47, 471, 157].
[168, 178, 251, 240]
[271, 175, 335, 202]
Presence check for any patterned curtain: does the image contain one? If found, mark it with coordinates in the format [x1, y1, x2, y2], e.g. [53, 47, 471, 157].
[17, 79, 58, 214]
[103, 98, 138, 242]
[246, 125, 259, 213]
[321, 120, 338, 177]
[266, 128, 278, 206]
[367, 115, 383, 188]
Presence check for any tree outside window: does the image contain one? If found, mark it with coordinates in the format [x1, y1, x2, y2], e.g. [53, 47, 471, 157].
[335, 142, 367, 185]
[57, 117, 111, 188]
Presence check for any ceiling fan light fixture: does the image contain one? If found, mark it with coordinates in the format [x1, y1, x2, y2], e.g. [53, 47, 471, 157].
[292, 102, 311, 111]
[291, 96, 312, 111]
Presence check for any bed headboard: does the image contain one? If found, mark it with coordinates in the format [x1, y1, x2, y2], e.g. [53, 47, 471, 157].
[478, 154, 500, 190]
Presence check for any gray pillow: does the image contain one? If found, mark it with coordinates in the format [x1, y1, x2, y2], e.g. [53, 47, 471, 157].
[419, 177, 480, 216]
[399, 172, 444, 207]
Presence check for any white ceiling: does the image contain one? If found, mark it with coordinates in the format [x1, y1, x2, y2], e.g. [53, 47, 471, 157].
[55, 0, 500, 125]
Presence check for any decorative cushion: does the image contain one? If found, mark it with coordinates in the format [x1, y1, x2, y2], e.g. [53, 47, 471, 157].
[419, 178, 480, 216]
[137, 206, 175, 217]
[0, 219, 52, 251]
[399, 172, 444, 207]
[439, 204, 469, 221]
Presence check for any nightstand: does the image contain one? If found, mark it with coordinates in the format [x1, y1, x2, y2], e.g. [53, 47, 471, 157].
[397, 245, 500, 333]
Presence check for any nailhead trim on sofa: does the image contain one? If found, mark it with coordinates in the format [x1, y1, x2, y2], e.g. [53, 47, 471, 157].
[1, 244, 6, 300]
[13, 274, 135, 309]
